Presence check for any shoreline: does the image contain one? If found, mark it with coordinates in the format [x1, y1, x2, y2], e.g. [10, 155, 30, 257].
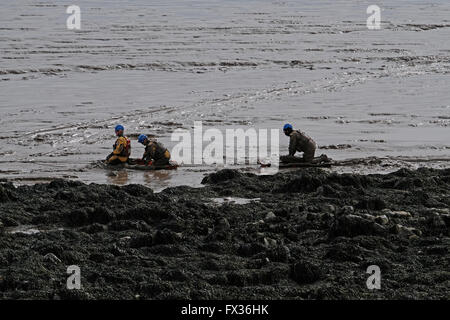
[1, 155, 450, 192]
[0, 167, 449, 299]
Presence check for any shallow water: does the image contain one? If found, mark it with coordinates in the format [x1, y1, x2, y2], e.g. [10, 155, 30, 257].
[1, 0, 449, 189]
[5, 224, 65, 235]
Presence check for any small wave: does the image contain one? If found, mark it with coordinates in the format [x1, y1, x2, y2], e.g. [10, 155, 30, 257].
[319, 144, 352, 150]
[392, 23, 450, 32]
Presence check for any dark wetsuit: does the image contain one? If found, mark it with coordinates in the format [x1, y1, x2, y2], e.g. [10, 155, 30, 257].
[280, 130, 316, 163]
[142, 140, 171, 166]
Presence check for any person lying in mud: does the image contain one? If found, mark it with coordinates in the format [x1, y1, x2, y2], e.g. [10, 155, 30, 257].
[137, 134, 171, 166]
[280, 123, 325, 164]
[106, 124, 131, 164]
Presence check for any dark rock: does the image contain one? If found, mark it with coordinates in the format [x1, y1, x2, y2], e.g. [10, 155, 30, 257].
[89, 252, 114, 263]
[290, 260, 323, 284]
[267, 245, 291, 263]
[124, 204, 168, 221]
[356, 197, 386, 210]
[325, 243, 364, 263]
[43, 253, 62, 264]
[330, 215, 387, 237]
[91, 207, 115, 224]
[206, 218, 231, 242]
[276, 173, 323, 193]
[237, 243, 266, 257]
[47, 179, 82, 190]
[121, 184, 154, 197]
[2, 217, 18, 227]
[130, 234, 153, 248]
[265, 211, 276, 221]
[201, 169, 243, 184]
[66, 209, 90, 227]
[108, 220, 150, 232]
[153, 229, 182, 245]
[80, 223, 108, 234]
[0, 185, 11, 202]
[162, 269, 191, 282]
[226, 271, 248, 287]
[0, 168, 449, 299]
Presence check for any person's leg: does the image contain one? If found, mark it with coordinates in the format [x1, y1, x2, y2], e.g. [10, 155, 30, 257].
[118, 155, 128, 163]
[152, 158, 170, 166]
[107, 156, 122, 165]
[314, 154, 331, 163]
[303, 145, 316, 163]
[152, 150, 171, 166]
[280, 155, 304, 163]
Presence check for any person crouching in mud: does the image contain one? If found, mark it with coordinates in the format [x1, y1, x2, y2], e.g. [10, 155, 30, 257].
[106, 124, 131, 164]
[137, 134, 171, 166]
[280, 123, 318, 163]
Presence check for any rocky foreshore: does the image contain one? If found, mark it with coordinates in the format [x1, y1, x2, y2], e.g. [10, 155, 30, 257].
[0, 167, 449, 299]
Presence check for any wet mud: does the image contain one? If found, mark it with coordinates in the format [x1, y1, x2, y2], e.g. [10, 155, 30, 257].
[0, 167, 449, 299]
[2, 1, 450, 186]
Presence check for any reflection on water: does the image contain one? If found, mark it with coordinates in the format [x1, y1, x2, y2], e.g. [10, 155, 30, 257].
[106, 170, 129, 185]
[105, 167, 174, 188]
[143, 170, 171, 184]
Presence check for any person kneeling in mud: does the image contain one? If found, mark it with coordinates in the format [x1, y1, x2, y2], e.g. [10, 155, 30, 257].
[106, 124, 131, 165]
[137, 134, 171, 166]
[280, 123, 319, 164]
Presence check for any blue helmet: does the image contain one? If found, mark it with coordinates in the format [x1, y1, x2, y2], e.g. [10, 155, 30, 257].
[138, 134, 148, 144]
[115, 124, 124, 132]
[283, 123, 293, 131]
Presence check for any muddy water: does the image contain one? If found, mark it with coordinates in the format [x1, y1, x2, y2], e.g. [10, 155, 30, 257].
[1, 0, 449, 190]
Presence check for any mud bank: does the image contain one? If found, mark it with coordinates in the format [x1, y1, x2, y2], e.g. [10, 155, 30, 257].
[0, 167, 449, 299]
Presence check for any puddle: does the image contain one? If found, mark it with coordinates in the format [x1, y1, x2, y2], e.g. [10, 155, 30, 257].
[210, 197, 261, 205]
[6, 225, 65, 235]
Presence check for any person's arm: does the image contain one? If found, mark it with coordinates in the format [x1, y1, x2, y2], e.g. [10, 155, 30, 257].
[288, 134, 297, 156]
[142, 147, 150, 161]
[149, 144, 157, 160]
[142, 144, 156, 160]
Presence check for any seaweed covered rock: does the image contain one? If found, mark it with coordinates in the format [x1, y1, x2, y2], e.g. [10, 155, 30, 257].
[0, 167, 449, 299]
[201, 169, 244, 184]
[329, 214, 387, 238]
[290, 260, 323, 284]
